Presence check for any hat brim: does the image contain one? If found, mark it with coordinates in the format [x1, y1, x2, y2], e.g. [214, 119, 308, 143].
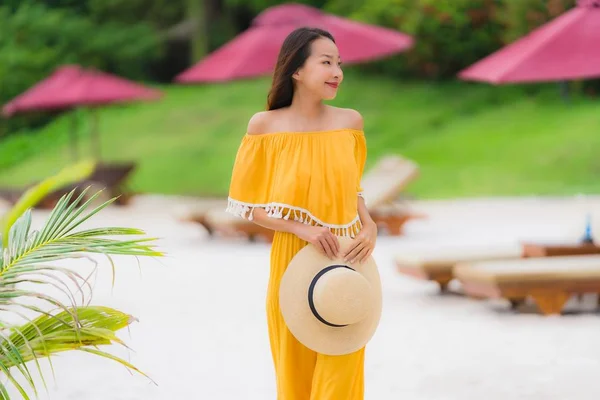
[279, 237, 382, 356]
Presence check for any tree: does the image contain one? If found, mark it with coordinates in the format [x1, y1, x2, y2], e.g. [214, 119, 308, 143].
[187, 0, 210, 62]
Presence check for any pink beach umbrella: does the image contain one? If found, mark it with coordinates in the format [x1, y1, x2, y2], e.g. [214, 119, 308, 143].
[3, 65, 161, 115]
[175, 3, 414, 83]
[2, 65, 162, 159]
[458, 0, 600, 84]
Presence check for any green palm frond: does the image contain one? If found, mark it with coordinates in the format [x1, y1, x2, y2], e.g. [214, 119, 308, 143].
[0, 160, 96, 241]
[0, 187, 164, 399]
[0, 306, 151, 399]
[2, 188, 162, 270]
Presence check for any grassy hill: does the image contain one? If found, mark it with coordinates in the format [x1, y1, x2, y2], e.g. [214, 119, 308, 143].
[1, 71, 599, 200]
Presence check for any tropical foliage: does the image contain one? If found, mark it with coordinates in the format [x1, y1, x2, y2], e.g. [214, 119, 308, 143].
[0, 1, 162, 137]
[0, 160, 96, 240]
[0, 172, 162, 398]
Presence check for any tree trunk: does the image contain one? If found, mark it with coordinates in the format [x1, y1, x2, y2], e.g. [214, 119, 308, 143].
[187, 0, 209, 62]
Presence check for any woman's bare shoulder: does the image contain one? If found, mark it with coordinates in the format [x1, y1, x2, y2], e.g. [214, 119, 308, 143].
[327, 106, 364, 131]
[246, 109, 285, 135]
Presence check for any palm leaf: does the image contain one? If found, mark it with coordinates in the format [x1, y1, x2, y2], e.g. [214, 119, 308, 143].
[0, 307, 150, 400]
[0, 188, 164, 399]
[0, 160, 96, 241]
[2, 188, 163, 271]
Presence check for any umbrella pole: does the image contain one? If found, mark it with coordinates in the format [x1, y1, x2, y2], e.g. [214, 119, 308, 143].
[69, 111, 79, 161]
[90, 108, 101, 160]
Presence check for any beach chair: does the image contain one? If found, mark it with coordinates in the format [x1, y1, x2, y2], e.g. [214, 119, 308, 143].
[175, 198, 228, 235]
[0, 188, 29, 205]
[358, 155, 423, 235]
[203, 209, 275, 243]
[86, 162, 137, 205]
[396, 241, 600, 292]
[192, 154, 423, 242]
[0, 162, 136, 209]
[0, 197, 10, 214]
[395, 244, 524, 291]
[454, 255, 600, 315]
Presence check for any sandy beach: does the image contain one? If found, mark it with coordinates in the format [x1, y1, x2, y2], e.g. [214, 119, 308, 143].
[3, 195, 600, 399]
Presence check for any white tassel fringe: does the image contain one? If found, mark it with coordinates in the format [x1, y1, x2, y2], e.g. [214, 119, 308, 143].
[225, 197, 362, 238]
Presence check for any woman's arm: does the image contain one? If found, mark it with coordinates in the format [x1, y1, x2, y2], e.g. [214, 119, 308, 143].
[252, 208, 340, 259]
[251, 207, 302, 235]
[343, 196, 377, 263]
[357, 196, 375, 228]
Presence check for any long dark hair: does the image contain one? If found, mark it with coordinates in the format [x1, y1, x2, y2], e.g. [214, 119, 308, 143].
[267, 27, 335, 111]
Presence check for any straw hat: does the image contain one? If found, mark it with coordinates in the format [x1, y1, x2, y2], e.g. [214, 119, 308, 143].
[279, 237, 382, 356]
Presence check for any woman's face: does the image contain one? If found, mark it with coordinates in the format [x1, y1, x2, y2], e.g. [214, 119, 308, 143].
[293, 37, 343, 100]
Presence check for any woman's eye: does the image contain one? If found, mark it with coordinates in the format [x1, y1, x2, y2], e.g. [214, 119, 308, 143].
[323, 61, 330, 65]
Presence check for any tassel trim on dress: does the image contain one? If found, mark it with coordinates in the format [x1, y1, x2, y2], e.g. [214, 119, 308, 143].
[225, 197, 363, 238]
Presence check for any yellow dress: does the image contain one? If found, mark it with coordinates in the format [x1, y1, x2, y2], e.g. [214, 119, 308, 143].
[227, 128, 367, 400]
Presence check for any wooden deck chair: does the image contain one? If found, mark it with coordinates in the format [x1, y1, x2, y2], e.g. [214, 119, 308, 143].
[396, 241, 600, 292]
[202, 209, 275, 243]
[191, 154, 423, 242]
[86, 162, 137, 205]
[0, 162, 136, 209]
[454, 255, 600, 315]
[0, 197, 10, 214]
[176, 198, 229, 236]
[0, 186, 72, 209]
[358, 155, 423, 235]
[0, 188, 27, 205]
[395, 244, 524, 291]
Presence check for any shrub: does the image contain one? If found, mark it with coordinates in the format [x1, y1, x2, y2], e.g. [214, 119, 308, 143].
[0, 2, 162, 137]
[499, 0, 576, 43]
[326, 0, 505, 79]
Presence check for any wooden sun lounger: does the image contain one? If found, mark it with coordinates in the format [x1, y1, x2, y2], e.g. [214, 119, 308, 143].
[0, 197, 12, 214]
[0, 162, 136, 209]
[202, 210, 275, 242]
[86, 162, 137, 205]
[176, 199, 229, 236]
[395, 244, 524, 291]
[186, 154, 423, 242]
[0, 186, 75, 209]
[359, 155, 422, 235]
[369, 204, 425, 235]
[454, 255, 600, 315]
[522, 241, 600, 257]
[396, 241, 600, 292]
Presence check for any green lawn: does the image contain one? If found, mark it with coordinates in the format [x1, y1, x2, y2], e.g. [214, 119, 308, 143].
[1, 71, 599, 199]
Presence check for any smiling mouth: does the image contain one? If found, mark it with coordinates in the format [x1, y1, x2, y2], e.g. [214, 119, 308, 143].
[326, 82, 339, 88]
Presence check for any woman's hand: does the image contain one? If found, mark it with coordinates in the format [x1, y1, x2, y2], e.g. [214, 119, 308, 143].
[343, 221, 377, 264]
[293, 224, 340, 259]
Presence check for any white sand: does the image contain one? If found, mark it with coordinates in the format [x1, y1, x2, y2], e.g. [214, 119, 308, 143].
[4, 194, 600, 399]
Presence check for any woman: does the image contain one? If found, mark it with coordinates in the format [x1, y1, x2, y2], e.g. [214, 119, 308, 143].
[226, 26, 377, 399]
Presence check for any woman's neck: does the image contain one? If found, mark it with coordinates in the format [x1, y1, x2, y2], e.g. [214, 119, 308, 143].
[289, 89, 326, 122]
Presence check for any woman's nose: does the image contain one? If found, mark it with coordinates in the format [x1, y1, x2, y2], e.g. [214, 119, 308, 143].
[333, 65, 342, 78]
